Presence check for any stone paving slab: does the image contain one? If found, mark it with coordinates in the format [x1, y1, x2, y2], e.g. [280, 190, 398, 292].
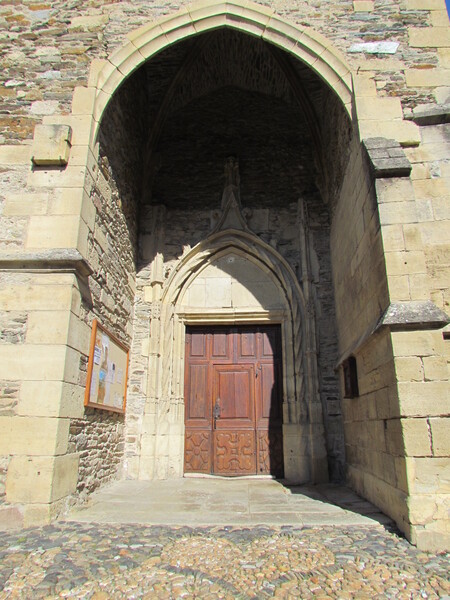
[64, 479, 389, 527]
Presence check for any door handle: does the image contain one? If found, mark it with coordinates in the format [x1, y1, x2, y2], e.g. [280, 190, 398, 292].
[213, 398, 221, 428]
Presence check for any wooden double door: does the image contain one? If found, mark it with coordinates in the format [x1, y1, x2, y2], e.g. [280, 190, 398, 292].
[184, 325, 283, 477]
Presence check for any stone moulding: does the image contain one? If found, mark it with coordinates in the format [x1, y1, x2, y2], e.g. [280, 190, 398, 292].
[407, 103, 450, 126]
[0, 249, 93, 278]
[89, 0, 353, 144]
[336, 300, 450, 368]
[150, 223, 329, 482]
[161, 228, 308, 413]
[362, 137, 412, 178]
[378, 301, 450, 331]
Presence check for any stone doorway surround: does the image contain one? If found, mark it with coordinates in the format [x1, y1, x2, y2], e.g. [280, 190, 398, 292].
[138, 196, 329, 485]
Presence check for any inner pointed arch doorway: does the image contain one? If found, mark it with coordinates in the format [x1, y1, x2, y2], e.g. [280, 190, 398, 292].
[184, 325, 283, 477]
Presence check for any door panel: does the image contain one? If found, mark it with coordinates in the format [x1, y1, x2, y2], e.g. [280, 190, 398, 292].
[261, 328, 279, 357]
[186, 364, 209, 421]
[190, 331, 208, 357]
[211, 331, 231, 359]
[257, 363, 282, 423]
[257, 430, 283, 476]
[214, 431, 256, 475]
[185, 431, 211, 473]
[214, 365, 254, 426]
[184, 325, 283, 477]
[238, 331, 256, 359]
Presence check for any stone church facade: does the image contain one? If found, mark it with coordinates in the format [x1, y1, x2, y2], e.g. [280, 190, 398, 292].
[0, 0, 448, 551]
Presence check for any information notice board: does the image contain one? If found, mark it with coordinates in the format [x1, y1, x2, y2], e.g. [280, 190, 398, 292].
[84, 319, 129, 413]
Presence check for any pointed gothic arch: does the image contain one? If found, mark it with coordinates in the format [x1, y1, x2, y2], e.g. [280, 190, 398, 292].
[143, 216, 329, 483]
[89, 0, 353, 145]
[82, 2, 351, 485]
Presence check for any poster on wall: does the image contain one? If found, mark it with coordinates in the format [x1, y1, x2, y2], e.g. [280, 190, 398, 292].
[84, 319, 129, 414]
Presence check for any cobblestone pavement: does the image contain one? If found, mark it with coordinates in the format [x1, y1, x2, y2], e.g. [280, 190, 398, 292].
[0, 522, 449, 599]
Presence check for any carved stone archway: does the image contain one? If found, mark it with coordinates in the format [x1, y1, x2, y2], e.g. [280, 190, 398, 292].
[140, 199, 329, 483]
[89, 0, 352, 146]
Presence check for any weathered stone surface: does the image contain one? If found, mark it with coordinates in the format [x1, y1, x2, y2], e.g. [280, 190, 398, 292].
[69, 411, 124, 503]
[31, 124, 72, 166]
[0, 314, 27, 344]
[363, 138, 412, 178]
[410, 103, 450, 125]
[0, 249, 92, 277]
[349, 41, 399, 54]
[379, 300, 450, 330]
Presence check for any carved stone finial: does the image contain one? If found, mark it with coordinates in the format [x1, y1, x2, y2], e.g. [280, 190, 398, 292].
[211, 156, 253, 234]
[222, 155, 240, 209]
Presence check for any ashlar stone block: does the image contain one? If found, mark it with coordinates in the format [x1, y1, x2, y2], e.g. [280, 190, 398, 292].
[407, 68, 450, 88]
[6, 453, 79, 504]
[406, 456, 450, 495]
[432, 10, 450, 26]
[405, 0, 446, 8]
[430, 418, 450, 456]
[31, 124, 72, 167]
[397, 381, 449, 417]
[358, 120, 421, 147]
[422, 356, 449, 380]
[403, 418, 433, 457]
[3, 193, 48, 217]
[0, 145, 31, 165]
[409, 27, 450, 48]
[87, 58, 108, 88]
[18, 381, 84, 419]
[71, 87, 96, 116]
[387, 275, 411, 301]
[395, 356, 424, 382]
[412, 527, 450, 553]
[0, 416, 69, 456]
[0, 344, 68, 382]
[392, 330, 444, 357]
[26, 215, 81, 250]
[382, 225, 405, 252]
[357, 97, 403, 121]
[353, 1, 374, 11]
[384, 250, 427, 276]
[353, 73, 377, 97]
[407, 494, 448, 526]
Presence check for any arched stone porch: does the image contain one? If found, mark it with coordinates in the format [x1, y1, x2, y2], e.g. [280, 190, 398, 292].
[0, 0, 447, 551]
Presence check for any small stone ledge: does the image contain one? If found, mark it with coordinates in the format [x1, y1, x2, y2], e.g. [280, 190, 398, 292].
[404, 103, 450, 126]
[0, 249, 93, 277]
[31, 124, 72, 167]
[378, 301, 450, 331]
[362, 137, 412, 178]
[336, 300, 449, 368]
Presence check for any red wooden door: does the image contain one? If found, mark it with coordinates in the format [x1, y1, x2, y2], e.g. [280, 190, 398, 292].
[184, 326, 283, 477]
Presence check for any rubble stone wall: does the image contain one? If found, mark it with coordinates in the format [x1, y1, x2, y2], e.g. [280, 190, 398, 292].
[67, 73, 147, 500]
